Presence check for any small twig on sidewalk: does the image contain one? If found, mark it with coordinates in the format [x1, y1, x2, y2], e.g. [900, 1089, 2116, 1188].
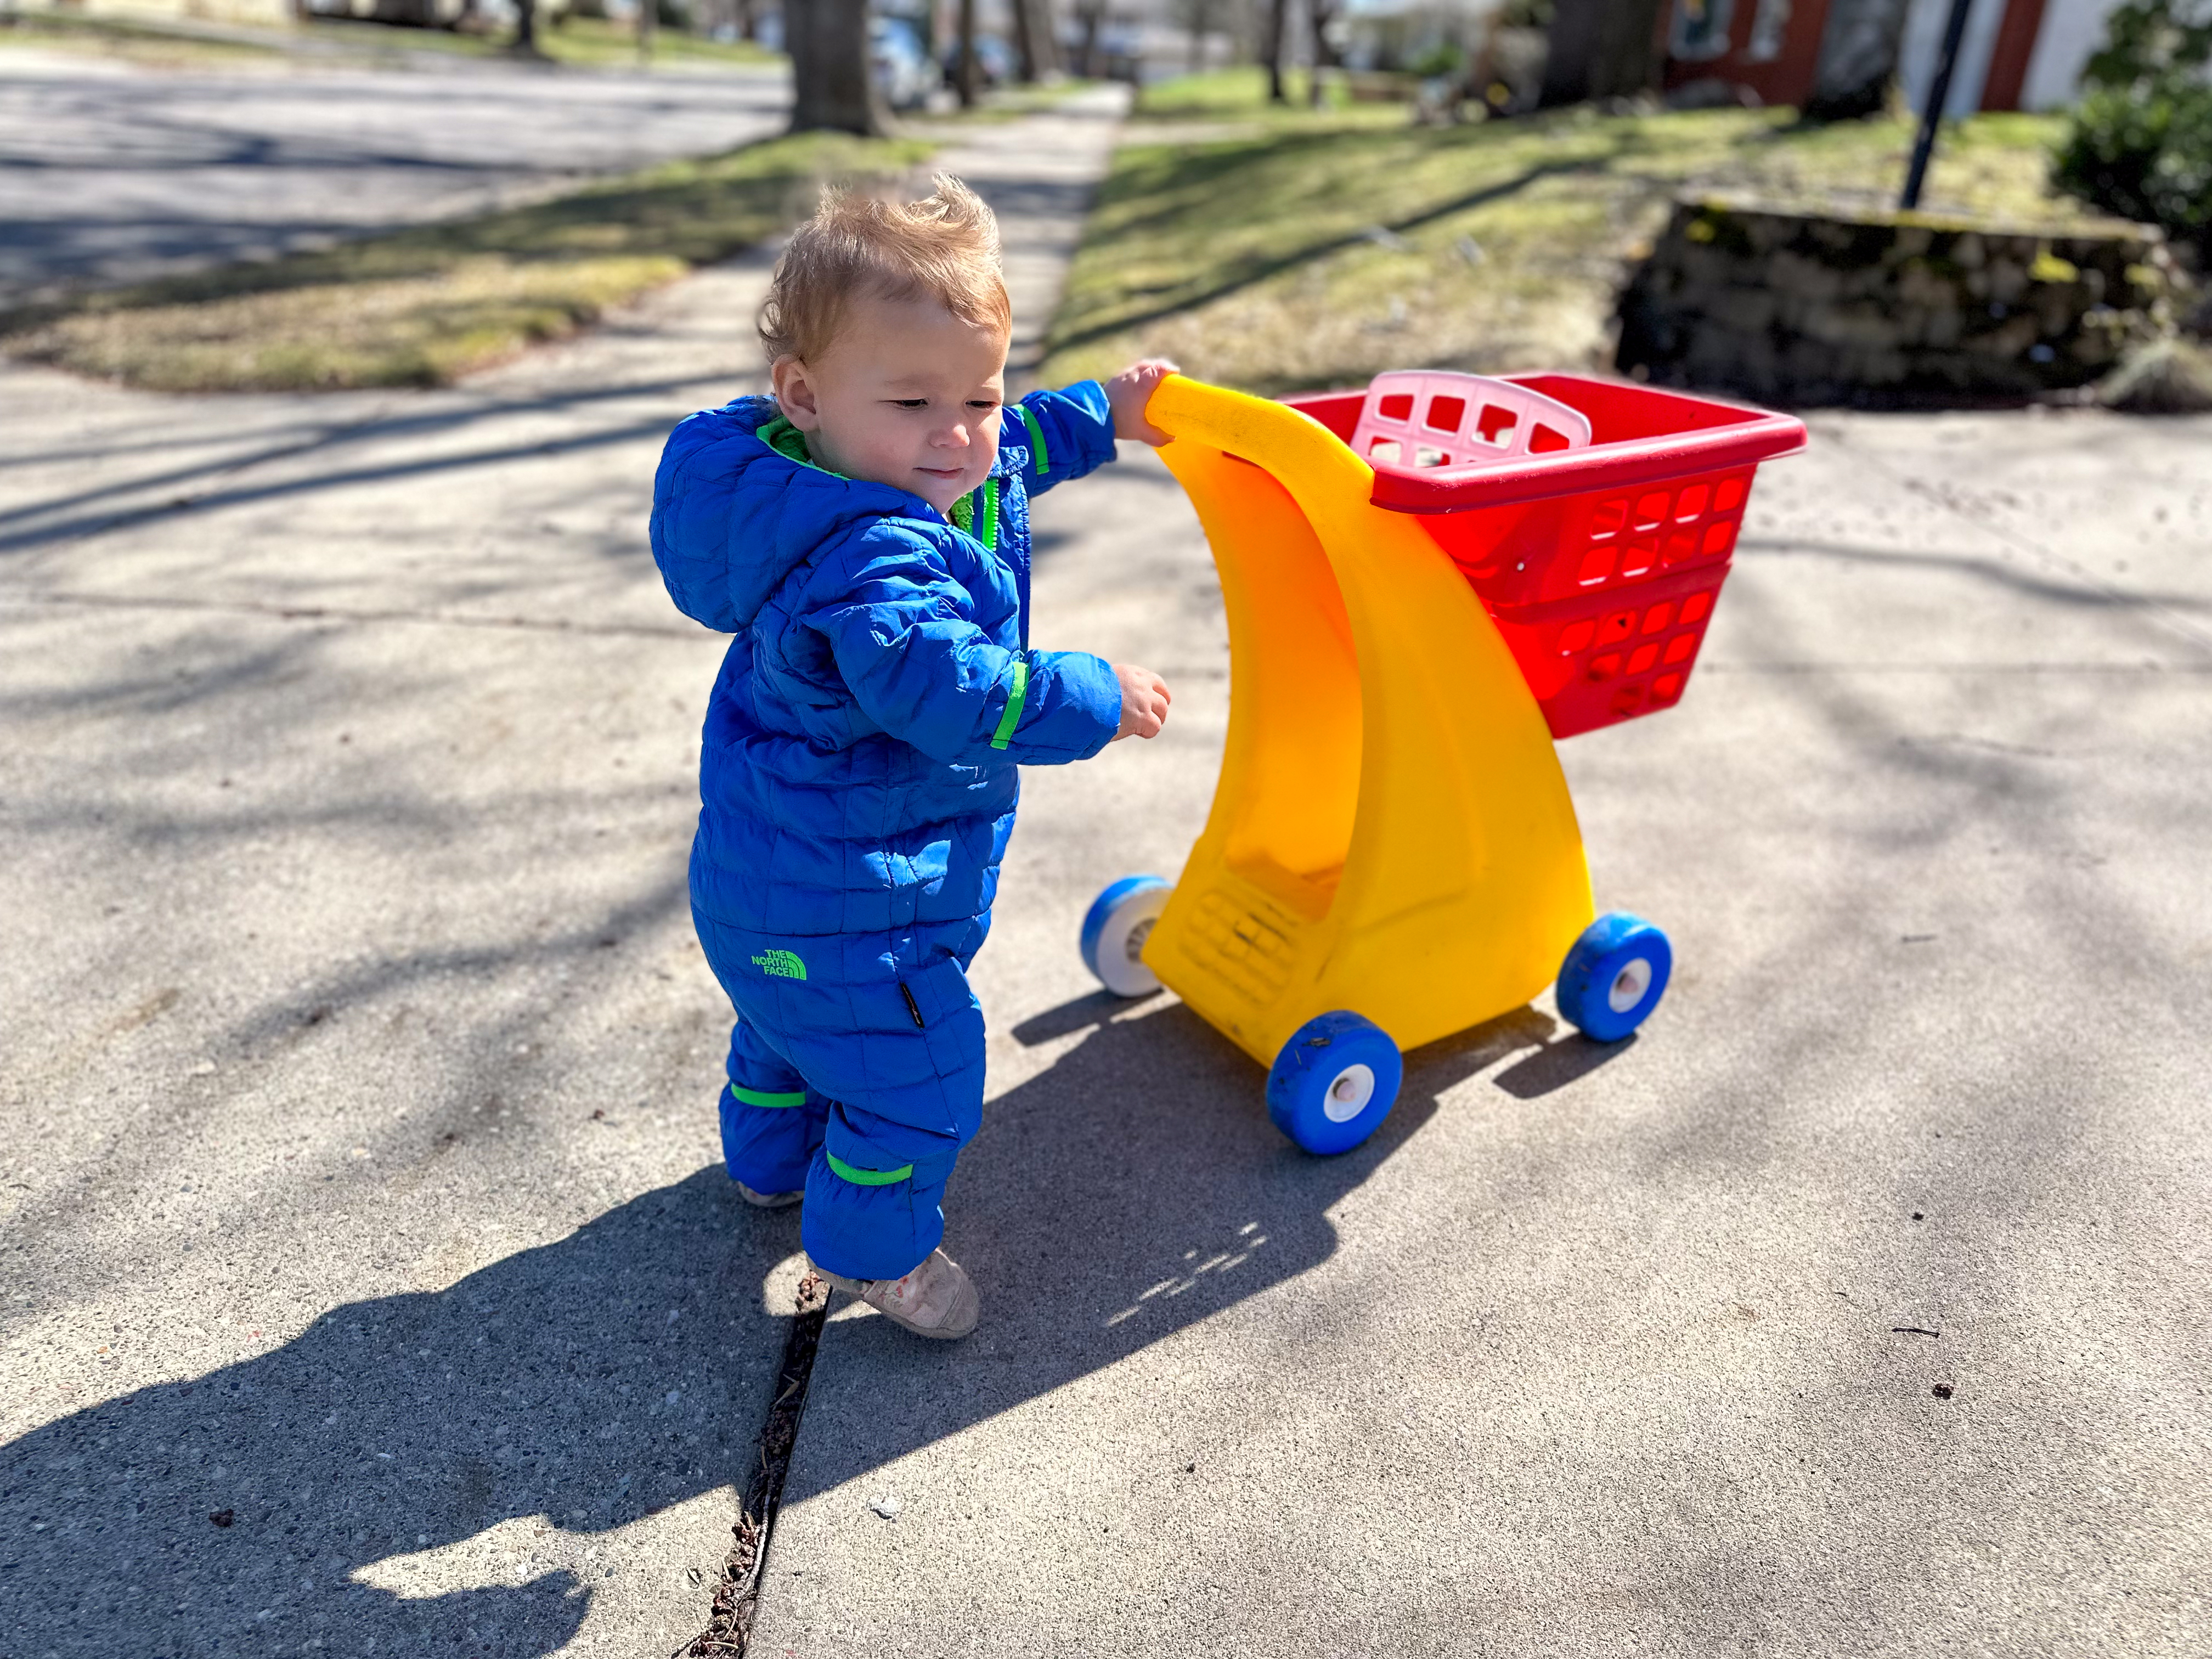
[680, 1268, 831, 1658]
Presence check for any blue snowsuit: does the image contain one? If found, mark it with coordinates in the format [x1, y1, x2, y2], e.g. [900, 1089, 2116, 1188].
[649, 385, 1125, 1280]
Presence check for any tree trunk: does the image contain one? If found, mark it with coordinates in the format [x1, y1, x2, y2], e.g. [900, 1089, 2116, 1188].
[788, 0, 888, 134]
[637, 0, 655, 62]
[1076, 0, 1103, 76]
[1308, 0, 1338, 104]
[1027, 0, 1061, 77]
[1806, 0, 1911, 120]
[1183, 0, 1212, 72]
[513, 0, 540, 54]
[955, 0, 978, 106]
[1539, 0, 1666, 106]
[1008, 0, 1065, 83]
[1261, 0, 1287, 100]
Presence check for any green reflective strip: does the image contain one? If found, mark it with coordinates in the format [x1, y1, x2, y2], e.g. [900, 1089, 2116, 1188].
[1018, 403, 1049, 475]
[991, 658, 1029, 750]
[979, 477, 999, 550]
[729, 1083, 808, 1110]
[826, 1152, 913, 1186]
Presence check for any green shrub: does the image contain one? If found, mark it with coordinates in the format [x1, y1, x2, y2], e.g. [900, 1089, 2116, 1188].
[2055, 83, 2212, 241]
[1407, 41, 1467, 80]
[2081, 0, 2212, 84]
[2053, 0, 2212, 248]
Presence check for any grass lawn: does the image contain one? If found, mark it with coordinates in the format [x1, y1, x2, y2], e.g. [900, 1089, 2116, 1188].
[916, 77, 1108, 121]
[298, 13, 781, 71]
[0, 10, 287, 67]
[1042, 68, 2086, 396]
[0, 133, 928, 393]
[0, 8, 780, 71]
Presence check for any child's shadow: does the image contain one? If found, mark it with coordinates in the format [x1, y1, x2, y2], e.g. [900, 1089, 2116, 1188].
[0, 996, 1618, 1656]
[775, 991, 1593, 1504]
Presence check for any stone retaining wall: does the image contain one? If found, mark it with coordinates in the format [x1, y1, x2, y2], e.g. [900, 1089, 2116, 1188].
[1615, 194, 2179, 406]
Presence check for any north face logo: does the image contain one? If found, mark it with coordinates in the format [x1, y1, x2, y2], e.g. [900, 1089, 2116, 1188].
[751, 949, 806, 981]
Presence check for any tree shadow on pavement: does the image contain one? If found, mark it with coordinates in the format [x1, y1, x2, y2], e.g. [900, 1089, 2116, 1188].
[775, 990, 1596, 1505]
[1, 1170, 779, 1658]
[0, 989, 1594, 1657]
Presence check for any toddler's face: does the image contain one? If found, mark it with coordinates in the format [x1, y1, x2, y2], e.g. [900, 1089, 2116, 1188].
[774, 294, 1008, 516]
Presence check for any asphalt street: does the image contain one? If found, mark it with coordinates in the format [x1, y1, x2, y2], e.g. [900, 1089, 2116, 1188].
[0, 46, 787, 302]
[4, 77, 2210, 1659]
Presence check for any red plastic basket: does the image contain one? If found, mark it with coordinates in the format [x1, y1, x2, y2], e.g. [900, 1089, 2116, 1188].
[1284, 373, 1806, 740]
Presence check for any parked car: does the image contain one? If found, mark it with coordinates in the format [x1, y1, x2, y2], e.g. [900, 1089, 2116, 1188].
[871, 15, 941, 110]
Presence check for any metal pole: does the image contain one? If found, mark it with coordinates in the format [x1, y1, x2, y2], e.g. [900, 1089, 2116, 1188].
[1900, 0, 1978, 211]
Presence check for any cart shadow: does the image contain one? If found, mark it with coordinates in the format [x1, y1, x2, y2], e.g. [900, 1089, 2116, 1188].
[1493, 1028, 1638, 1098]
[775, 991, 1567, 1506]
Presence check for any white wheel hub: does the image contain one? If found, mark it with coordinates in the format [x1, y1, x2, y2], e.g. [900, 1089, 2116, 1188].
[1322, 1062, 1376, 1122]
[1607, 956, 1652, 1014]
[1093, 887, 1170, 998]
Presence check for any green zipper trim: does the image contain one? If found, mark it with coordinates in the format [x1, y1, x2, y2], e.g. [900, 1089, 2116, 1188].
[991, 658, 1029, 750]
[1017, 404, 1049, 475]
[757, 414, 844, 477]
[826, 1152, 914, 1187]
[729, 1082, 808, 1110]
[947, 477, 1000, 552]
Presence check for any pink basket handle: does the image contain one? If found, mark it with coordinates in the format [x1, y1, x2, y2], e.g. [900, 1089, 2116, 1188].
[1350, 370, 1593, 470]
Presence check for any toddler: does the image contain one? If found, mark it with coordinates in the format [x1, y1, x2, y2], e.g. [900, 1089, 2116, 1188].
[648, 176, 1175, 1340]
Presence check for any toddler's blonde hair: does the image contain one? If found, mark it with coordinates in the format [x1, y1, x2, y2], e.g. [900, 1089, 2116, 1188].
[759, 174, 1011, 365]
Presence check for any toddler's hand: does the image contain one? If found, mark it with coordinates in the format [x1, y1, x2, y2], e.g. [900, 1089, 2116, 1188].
[1111, 663, 1171, 741]
[1105, 359, 1181, 447]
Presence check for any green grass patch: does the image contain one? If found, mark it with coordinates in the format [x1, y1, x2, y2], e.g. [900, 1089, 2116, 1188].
[1045, 92, 2082, 397]
[907, 78, 1108, 126]
[300, 13, 781, 70]
[1, 131, 929, 392]
[0, 10, 287, 66]
[0, 8, 780, 71]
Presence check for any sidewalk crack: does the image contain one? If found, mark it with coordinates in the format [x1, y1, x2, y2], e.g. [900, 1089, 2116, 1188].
[681, 1268, 829, 1658]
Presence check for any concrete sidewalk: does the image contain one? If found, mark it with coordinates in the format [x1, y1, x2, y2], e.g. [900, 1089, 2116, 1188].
[7, 74, 2209, 1656]
[0, 90, 1127, 1657]
[752, 407, 2212, 1655]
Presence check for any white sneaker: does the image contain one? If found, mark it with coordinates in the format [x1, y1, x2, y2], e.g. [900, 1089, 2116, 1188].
[811, 1248, 980, 1340]
[736, 1182, 803, 1209]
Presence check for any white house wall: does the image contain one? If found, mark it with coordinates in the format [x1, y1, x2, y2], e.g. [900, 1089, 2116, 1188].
[1898, 0, 2005, 116]
[2019, 0, 2127, 108]
[1899, 0, 2126, 113]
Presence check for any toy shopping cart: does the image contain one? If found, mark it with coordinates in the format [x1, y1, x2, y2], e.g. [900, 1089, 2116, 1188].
[1079, 370, 1805, 1153]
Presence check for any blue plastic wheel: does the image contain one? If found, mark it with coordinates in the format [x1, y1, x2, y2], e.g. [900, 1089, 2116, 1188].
[1555, 912, 1673, 1042]
[1080, 876, 1172, 997]
[1266, 1011, 1403, 1155]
